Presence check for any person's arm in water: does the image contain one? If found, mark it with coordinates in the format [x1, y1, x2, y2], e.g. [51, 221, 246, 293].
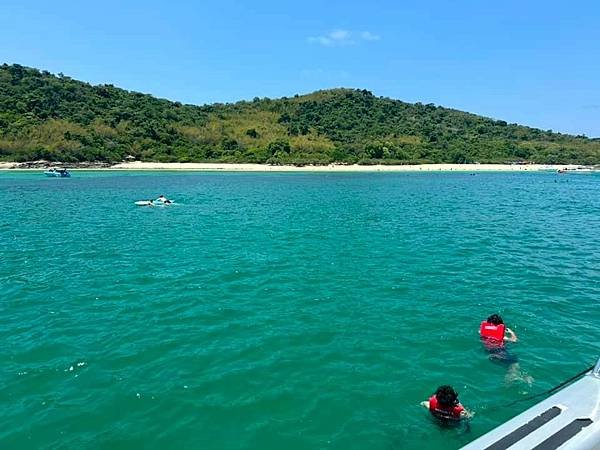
[421, 400, 473, 419]
[460, 408, 474, 419]
[504, 327, 518, 343]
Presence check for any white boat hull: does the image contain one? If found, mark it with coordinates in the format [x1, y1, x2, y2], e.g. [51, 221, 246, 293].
[461, 360, 600, 450]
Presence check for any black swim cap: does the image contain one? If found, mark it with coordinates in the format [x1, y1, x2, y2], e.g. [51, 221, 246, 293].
[435, 385, 459, 407]
[487, 314, 504, 325]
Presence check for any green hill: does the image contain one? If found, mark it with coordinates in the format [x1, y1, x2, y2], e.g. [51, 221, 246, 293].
[1, 63, 598, 164]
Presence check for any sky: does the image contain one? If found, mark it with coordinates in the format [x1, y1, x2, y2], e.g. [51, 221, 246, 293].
[1, 0, 599, 136]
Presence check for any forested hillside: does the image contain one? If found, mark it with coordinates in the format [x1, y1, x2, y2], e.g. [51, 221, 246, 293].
[1, 64, 598, 164]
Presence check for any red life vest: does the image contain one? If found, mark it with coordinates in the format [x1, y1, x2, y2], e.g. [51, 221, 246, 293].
[480, 321, 505, 342]
[428, 395, 464, 420]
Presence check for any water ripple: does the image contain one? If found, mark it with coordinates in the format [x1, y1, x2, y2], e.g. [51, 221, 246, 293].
[0, 171, 599, 449]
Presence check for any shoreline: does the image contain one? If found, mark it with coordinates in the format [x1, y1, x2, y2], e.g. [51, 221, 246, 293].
[0, 161, 588, 172]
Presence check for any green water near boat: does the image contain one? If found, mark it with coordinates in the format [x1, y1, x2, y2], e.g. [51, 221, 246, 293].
[1, 171, 599, 449]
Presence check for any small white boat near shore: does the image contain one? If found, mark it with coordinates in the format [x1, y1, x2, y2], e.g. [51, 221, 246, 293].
[461, 358, 600, 450]
[556, 166, 598, 174]
[44, 168, 71, 177]
[135, 196, 174, 207]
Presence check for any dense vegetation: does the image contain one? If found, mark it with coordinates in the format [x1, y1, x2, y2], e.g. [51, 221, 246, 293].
[1, 64, 598, 164]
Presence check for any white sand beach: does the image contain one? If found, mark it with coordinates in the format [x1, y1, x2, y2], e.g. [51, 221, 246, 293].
[109, 162, 580, 172]
[0, 161, 584, 172]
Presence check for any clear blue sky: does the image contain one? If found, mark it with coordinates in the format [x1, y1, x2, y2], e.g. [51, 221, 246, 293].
[1, 0, 599, 136]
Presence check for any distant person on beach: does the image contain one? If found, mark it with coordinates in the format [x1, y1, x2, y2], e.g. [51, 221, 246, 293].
[421, 385, 471, 423]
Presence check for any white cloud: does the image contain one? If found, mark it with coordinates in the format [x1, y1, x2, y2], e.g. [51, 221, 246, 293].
[360, 31, 380, 41]
[330, 29, 351, 41]
[308, 29, 353, 46]
[307, 36, 333, 46]
[308, 29, 380, 47]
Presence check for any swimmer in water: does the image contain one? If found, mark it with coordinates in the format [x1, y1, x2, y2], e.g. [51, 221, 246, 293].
[479, 313, 517, 363]
[421, 385, 472, 424]
[480, 314, 517, 345]
[480, 314, 533, 385]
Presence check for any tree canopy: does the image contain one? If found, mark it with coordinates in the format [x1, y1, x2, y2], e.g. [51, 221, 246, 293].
[1, 64, 598, 164]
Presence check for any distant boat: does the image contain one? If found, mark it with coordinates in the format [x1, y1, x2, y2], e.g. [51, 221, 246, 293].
[134, 197, 174, 207]
[557, 166, 596, 174]
[44, 168, 71, 177]
[573, 166, 595, 173]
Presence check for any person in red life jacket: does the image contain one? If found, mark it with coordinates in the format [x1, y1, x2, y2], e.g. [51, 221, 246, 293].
[421, 385, 471, 423]
[480, 314, 533, 383]
[480, 314, 517, 345]
[480, 313, 518, 364]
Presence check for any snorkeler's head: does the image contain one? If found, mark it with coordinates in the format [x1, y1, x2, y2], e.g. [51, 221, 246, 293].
[487, 314, 504, 325]
[435, 385, 459, 407]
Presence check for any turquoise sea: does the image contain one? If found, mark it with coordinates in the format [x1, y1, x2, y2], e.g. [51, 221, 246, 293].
[1, 171, 599, 449]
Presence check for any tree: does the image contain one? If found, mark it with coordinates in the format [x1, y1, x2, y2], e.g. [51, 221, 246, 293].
[245, 128, 259, 138]
[266, 140, 291, 156]
[0, 65, 598, 165]
[220, 138, 240, 154]
[278, 113, 291, 124]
